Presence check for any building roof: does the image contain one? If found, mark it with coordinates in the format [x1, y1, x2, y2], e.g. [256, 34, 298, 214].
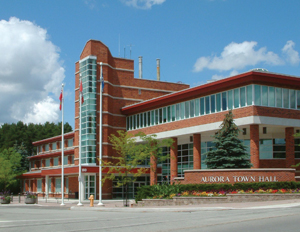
[32, 131, 75, 146]
[121, 71, 300, 115]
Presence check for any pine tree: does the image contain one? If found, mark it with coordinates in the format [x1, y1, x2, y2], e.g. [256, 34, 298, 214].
[205, 110, 252, 169]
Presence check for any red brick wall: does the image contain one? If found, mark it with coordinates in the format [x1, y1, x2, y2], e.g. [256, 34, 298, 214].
[286, 127, 295, 168]
[177, 169, 295, 184]
[250, 124, 260, 168]
[193, 134, 201, 169]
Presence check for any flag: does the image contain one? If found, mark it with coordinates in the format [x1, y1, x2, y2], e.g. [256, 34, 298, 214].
[80, 80, 84, 103]
[59, 90, 63, 111]
[101, 75, 104, 92]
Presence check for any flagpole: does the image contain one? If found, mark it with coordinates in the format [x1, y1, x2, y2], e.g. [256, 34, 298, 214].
[98, 62, 103, 205]
[78, 75, 83, 206]
[61, 83, 65, 206]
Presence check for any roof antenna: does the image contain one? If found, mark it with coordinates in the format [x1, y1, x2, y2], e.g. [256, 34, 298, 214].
[127, 44, 134, 59]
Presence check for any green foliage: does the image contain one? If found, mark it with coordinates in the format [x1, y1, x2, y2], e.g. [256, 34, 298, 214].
[135, 182, 181, 202]
[0, 121, 72, 159]
[0, 148, 22, 190]
[101, 130, 148, 188]
[205, 110, 252, 169]
[135, 181, 300, 202]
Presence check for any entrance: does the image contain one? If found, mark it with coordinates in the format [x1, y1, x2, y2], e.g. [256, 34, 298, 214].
[84, 175, 96, 200]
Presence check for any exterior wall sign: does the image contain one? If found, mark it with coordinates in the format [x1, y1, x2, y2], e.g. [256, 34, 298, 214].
[201, 176, 277, 183]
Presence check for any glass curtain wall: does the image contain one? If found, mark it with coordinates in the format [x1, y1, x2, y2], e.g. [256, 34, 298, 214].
[79, 57, 97, 164]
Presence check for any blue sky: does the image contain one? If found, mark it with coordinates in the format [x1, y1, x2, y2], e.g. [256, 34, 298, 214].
[0, 0, 300, 129]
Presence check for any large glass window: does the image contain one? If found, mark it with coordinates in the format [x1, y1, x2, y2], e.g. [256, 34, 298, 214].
[45, 144, 49, 152]
[222, 92, 227, 110]
[254, 85, 261, 105]
[201, 141, 216, 169]
[171, 105, 176, 121]
[246, 85, 252, 106]
[185, 101, 190, 119]
[52, 142, 57, 150]
[262, 86, 268, 106]
[269, 87, 275, 107]
[259, 139, 273, 159]
[210, 95, 215, 113]
[216, 93, 221, 112]
[190, 100, 195, 118]
[166, 106, 171, 122]
[234, 88, 239, 108]
[228, 90, 233, 109]
[177, 143, 193, 177]
[195, 99, 200, 116]
[240, 87, 246, 107]
[200, 98, 205, 115]
[54, 157, 59, 166]
[276, 88, 282, 107]
[176, 104, 180, 120]
[297, 91, 300, 109]
[283, 89, 289, 108]
[290, 89, 296, 109]
[180, 102, 185, 119]
[64, 156, 68, 165]
[45, 159, 50, 167]
[68, 139, 73, 147]
[205, 96, 210, 114]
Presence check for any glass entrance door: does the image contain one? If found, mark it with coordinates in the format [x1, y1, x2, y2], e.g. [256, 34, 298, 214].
[84, 175, 96, 199]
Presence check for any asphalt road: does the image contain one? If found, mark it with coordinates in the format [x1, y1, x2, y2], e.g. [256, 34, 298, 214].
[1, 206, 300, 232]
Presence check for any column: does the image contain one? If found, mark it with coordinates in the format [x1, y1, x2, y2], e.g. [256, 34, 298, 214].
[250, 124, 260, 168]
[150, 154, 157, 185]
[193, 134, 201, 169]
[285, 127, 295, 168]
[170, 137, 178, 183]
[45, 176, 49, 198]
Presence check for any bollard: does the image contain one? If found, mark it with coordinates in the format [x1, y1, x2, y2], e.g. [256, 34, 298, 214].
[88, 195, 94, 207]
[19, 193, 21, 203]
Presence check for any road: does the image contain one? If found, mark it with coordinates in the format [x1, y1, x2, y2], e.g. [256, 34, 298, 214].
[1, 206, 300, 232]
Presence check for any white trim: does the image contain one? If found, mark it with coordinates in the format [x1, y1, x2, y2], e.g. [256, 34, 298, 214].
[100, 93, 143, 102]
[100, 124, 126, 130]
[135, 115, 300, 141]
[98, 62, 134, 73]
[79, 56, 97, 63]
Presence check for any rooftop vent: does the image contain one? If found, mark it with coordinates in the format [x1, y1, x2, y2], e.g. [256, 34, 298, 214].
[250, 68, 269, 72]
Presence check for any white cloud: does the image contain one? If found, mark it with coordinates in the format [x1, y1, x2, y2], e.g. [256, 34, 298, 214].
[0, 17, 65, 124]
[282, 40, 300, 65]
[193, 41, 284, 72]
[122, 0, 165, 9]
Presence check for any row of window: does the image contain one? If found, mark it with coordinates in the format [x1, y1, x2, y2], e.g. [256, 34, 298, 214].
[127, 84, 300, 131]
[24, 178, 69, 193]
[37, 139, 74, 153]
[31, 155, 74, 169]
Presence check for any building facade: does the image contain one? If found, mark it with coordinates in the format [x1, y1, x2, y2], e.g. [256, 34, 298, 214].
[21, 40, 300, 200]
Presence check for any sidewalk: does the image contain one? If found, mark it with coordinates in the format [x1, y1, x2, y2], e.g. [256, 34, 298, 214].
[3, 196, 300, 212]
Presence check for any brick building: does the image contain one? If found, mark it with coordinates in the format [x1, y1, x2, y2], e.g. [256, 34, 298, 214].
[21, 40, 300, 200]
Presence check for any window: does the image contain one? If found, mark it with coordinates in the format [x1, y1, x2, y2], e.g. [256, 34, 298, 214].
[290, 89, 296, 109]
[216, 93, 221, 112]
[68, 139, 73, 147]
[37, 179, 42, 192]
[234, 88, 239, 108]
[210, 95, 215, 113]
[45, 159, 50, 167]
[71, 155, 74, 164]
[295, 139, 300, 158]
[180, 102, 185, 119]
[269, 87, 275, 107]
[54, 157, 59, 166]
[246, 85, 252, 106]
[177, 143, 193, 177]
[297, 91, 300, 109]
[259, 139, 273, 159]
[167, 106, 171, 122]
[190, 100, 195, 118]
[240, 87, 246, 107]
[185, 101, 190, 119]
[52, 142, 57, 150]
[159, 108, 162, 124]
[171, 105, 176, 121]
[45, 144, 49, 152]
[201, 141, 216, 169]
[205, 96, 210, 114]
[276, 88, 282, 108]
[283, 89, 289, 108]
[163, 107, 167, 123]
[176, 104, 180, 120]
[195, 99, 200, 116]
[64, 156, 68, 165]
[262, 86, 268, 106]
[254, 85, 261, 105]
[55, 178, 61, 193]
[228, 90, 233, 109]
[200, 98, 205, 115]
[273, 139, 286, 158]
[222, 92, 227, 110]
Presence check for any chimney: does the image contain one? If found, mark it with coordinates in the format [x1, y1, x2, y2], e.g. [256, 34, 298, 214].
[139, 56, 143, 79]
[156, 58, 160, 81]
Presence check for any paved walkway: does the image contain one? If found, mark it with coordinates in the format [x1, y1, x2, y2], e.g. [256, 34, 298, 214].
[3, 196, 300, 211]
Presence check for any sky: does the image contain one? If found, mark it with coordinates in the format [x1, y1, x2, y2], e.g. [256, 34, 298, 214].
[0, 0, 300, 130]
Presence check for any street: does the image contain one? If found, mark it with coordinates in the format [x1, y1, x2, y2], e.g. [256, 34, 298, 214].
[1, 206, 300, 232]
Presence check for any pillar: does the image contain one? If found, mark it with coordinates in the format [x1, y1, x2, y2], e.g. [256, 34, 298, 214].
[285, 127, 295, 168]
[170, 137, 178, 183]
[250, 124, 260, 168]
[193, 134, 201, 169]
[150, 155, 157, 185]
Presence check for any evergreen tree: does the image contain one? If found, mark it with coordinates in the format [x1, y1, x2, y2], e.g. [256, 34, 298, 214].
[205, 110, 252, 169]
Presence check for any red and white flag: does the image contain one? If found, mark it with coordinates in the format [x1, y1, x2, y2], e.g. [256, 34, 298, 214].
[59, 90, 63, 111]
[80, 80, 84, 103]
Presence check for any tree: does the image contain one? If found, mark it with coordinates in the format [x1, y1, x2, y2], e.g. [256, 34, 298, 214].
[205, 110, 252, 169]
[136, 132, 174, 185]
[101, 130, 173, 206]
[0, 148, 22, 191]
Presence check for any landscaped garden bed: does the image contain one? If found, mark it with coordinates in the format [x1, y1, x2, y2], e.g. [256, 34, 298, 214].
[134, 182, 300, 207]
